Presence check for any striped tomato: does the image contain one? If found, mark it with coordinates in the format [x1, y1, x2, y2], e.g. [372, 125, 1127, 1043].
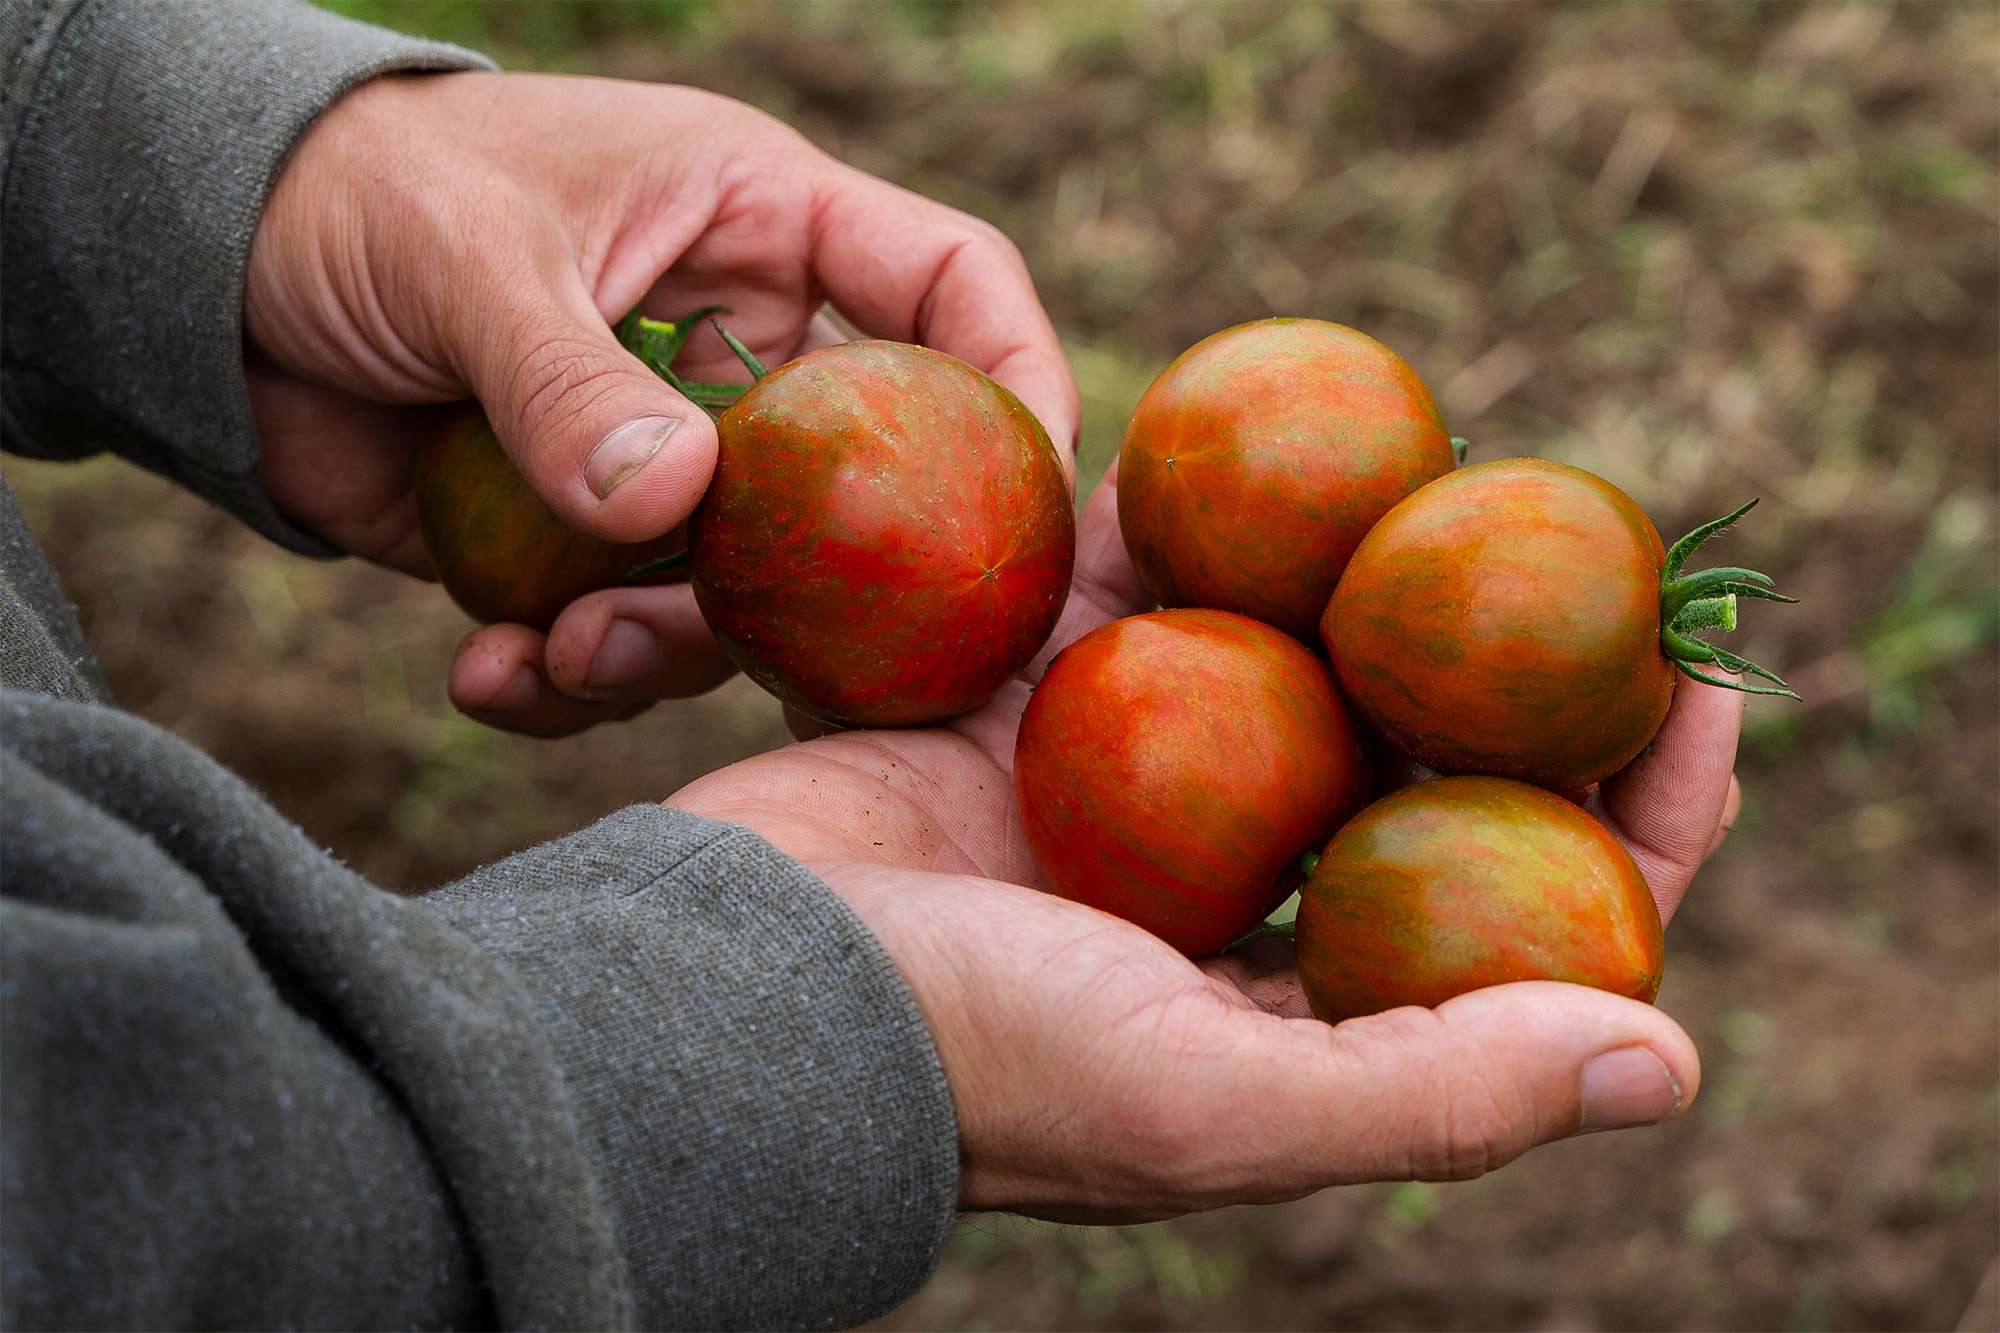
[1323, 459, 1796, 791]
[1014, 609, 1370, 956]
[1117, 319, 1457, 642]
[691, 341, 1074, 727]
[416, 410, 687, 630]
[1295, 777, 1664, 1020]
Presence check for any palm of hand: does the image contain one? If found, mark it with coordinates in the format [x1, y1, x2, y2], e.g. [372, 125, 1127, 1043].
[672, 473, 1742, 1221]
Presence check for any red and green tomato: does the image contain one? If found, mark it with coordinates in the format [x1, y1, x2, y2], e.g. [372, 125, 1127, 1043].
[1015, 608, 1371, 956]
[1118, 318, 1457, 642]
[416, 409, 687, 631]
[1295, 776, 1664, 1020]
[1323, 458, 1795, 791]
[692, 340, 1074, 727]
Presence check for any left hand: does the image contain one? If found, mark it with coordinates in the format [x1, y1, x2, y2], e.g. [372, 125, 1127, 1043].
[669, 463, 1745, 1222]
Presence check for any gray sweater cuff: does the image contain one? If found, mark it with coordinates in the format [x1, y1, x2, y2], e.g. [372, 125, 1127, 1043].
[0, 0, 491, 554]
[425, 805, 962, 1331]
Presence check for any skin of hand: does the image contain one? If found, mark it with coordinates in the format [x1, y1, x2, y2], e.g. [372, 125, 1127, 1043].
[244, 71, 1076, 737]
[670, 462, 1743, 1224]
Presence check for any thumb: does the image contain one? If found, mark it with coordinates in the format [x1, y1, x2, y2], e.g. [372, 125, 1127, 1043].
[1240, 982, 1699, 1191]
[456, 274, 719, 543]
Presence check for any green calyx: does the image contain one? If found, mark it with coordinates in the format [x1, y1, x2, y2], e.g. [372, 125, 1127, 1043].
[709, 318, 768, 379]
[624, 549, 691, 581]
[1229, 919, 1296, 948]
[615, 305, 766, 415]
[609, 309, 773, 588]
[1659, 499, 1801, 699]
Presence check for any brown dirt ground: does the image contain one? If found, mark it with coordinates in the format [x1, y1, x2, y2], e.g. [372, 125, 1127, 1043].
[8, 2, 1997, 1329]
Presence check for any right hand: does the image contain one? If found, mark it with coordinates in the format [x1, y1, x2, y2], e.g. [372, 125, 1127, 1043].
[670, 463, 1737, 1221]
[244, 71, 1075, 737]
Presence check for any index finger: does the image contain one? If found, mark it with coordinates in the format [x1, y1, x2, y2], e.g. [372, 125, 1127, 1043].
[806, 164, 1080, 479]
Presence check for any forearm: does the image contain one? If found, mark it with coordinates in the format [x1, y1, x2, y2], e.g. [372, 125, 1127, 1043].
[0, 688, 959, 1329]
[0, 0, 487, 551]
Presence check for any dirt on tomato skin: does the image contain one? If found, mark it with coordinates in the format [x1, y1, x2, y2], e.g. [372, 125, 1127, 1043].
[1016, 609, 1370, 956]
[1119, 319, 1456, 644]
[692, 340, 1074, 727]
[1326, 460, 1679, 791]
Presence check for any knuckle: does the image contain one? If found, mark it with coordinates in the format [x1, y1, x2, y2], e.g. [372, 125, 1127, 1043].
[964, 217, 1026, 270]
[1326, 1005, 1530, 1184]
[508, 332, 630, 442]
[1417, 1072, 1519, 1182]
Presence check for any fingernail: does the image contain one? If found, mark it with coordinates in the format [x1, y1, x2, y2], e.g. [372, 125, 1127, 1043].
[1579, 1046, 1683, 1131]
[585, 416, 679, 499]
[587, 619, 659, 692]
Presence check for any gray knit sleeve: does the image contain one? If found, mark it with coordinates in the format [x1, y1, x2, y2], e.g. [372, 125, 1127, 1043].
[0, 0, 491, 553]
[1, 687, 961, 1329]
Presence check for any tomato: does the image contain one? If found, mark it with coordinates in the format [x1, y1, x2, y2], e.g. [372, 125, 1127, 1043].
[1322, 458, 1796, 791]
[416, 409, 687, 631]
[1117, 318, 1457, 642]
[691, 341, 1074, 727]
[1014, 609, 1370, 956]
[1295, 776, 1663, 1020]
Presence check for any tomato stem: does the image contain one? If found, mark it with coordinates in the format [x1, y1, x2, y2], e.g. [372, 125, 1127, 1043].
[1450, 436, 1469, 465]
[618, 307, 750, 417]
[624, 549, 691, 581]
[1228, 919, 1297, 949]
[711, 319, 769, 380]
[1679, 594, 1737, 633]
[1658, 501, 1801, 700]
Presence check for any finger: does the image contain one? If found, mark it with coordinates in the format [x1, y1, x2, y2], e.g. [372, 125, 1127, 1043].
[541, 584, 737, 703]
[805, 164, 1080, 477]
[1201, 939, 1314, 1020]
[1203, 982, 1699, 1201]
[446, 248, 720, 544]
[1704, 773, 1743, 860]
[1024, 458, 1153, 678]
[799, 307, 851, 355]
[1590, 674, 1746, 923]
[447, 623, 649, 738]
[246, 362, 439, 575]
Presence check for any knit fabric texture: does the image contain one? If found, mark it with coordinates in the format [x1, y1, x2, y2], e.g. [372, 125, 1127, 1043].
[0, 2, 961, 1326]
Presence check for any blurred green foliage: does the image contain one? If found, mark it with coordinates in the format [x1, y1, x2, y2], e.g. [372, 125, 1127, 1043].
[322, 0, 717, 60]
[1384, 1181, 1441, 1230]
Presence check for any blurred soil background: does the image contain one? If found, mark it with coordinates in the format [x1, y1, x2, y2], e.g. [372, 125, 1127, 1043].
[8, 2, 1996, 1329]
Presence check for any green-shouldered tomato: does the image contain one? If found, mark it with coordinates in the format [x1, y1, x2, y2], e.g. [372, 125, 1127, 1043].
[1323, 459, 1797, 791]
[416, 409, 687, 631]
[1118, 318, 1457, 642]
[1296, 776, 1663, 1020]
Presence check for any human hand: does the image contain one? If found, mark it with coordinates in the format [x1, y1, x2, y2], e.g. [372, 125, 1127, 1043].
[669, 463, 1742, 1222]
[244, 71, 1075, 736]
